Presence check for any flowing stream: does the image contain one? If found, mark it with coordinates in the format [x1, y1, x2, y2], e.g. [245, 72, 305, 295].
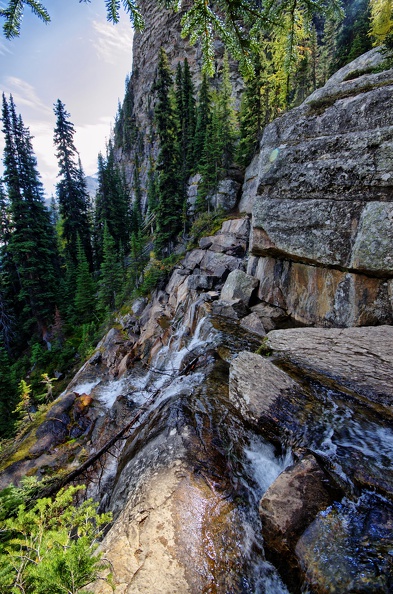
[72, 307, 393, 592]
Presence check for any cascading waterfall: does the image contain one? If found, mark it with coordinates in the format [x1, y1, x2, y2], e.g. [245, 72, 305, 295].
[70, 305, 393, 593]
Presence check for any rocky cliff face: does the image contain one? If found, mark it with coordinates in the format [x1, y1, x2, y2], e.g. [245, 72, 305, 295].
[2, 50, 393, 593]
[241, 48, 393, 328]
[116, 0, 243, 207]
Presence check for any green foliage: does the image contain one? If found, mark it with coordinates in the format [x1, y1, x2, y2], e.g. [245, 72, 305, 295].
[97, 225, 124, 313]
[369, 0, 393, 45]
[0, 0, 348, 78]
[1, 94, 59, 341]
[76, 322, 99, 361]
[187, 210, 226, 247]
[154, 48, 184, 254]
[0, 484, 112, 594]
[74, 239, 96, 325]
[0, 0, 50, 39]
[0, 347, 18, 437]
[13, 379, 33, 424]
[137, 253, 181, 297]
[333, 0, 372, 71]
[53, 99, 92, 267]
[114, 75, 138, 152]
[196, 56, 239, 206]
[94, 141, 130, 268]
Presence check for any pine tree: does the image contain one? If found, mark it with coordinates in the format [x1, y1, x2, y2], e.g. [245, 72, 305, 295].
[53, 99, 92, 267]
[154, 48, 183, 254]
[74, 237, 96, 324]
[94, 141, 130, 267]
[1, 94, 58, 341]
[193, 73, 211, 171]
[0, 346, 17, 436]
[98, 224, 124, 313]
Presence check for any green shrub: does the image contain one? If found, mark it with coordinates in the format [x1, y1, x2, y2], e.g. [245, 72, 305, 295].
[0, 483, 113, 593]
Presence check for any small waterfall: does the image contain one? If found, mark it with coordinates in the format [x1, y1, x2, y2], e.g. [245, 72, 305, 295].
[245, 436, 293, 497]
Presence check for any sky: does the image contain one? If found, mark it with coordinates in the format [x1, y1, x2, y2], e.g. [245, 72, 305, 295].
[0, 0, 134, 196]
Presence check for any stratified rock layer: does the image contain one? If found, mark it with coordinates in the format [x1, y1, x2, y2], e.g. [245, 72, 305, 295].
[242, 49, 393, 327]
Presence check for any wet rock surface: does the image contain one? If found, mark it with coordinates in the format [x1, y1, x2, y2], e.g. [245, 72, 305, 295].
[259, 455, 340, 591]
[296, 493, 393, 593]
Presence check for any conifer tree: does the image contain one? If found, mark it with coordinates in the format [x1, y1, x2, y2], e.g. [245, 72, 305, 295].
[0, 180, 15, 352]
[193, 73, 211, 171]
[131, 152, 143, 233]
[216, 53, 238, 170]
[333, 0, 371, 68]
[236, 67, 264, 167]
[0, 346, 17, 436]
[114, 74, 138, 151]
[94, 140, 130, 267]
[182, 59, 197, 173]
[1, 94, 58, 341]
[197, 56, 238, 204]
[154, 48, 183, 253]
[74, 237, 96, 324]
[53, 99, 92, 267]
[175, 59, 196, 198]
[98, 224, 124, 313]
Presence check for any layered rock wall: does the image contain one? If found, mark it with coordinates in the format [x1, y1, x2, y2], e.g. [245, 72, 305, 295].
[241, 49, 393, 327]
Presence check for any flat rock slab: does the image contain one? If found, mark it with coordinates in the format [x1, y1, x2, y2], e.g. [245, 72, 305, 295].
[266, 325, 393, 407]
[229, 351, 300, 428]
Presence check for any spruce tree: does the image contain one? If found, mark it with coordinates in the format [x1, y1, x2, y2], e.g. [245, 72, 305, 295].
[74, 238, 96, 324]
[193, 73, 211, 171]
[1, 94, 58, 342]
[53, 99, 92, 267]
[94, 141, 130, 267]
[175, 59, 196, 210]
[154, 48, 183, 254]
[98, 224, 124, 313]
[236, 67, 264, 167]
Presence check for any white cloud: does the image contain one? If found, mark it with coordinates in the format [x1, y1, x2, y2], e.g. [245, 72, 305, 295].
[2, 76, 51, 115]
[91, 20, 133, 64]
[75, 116, 113, 175]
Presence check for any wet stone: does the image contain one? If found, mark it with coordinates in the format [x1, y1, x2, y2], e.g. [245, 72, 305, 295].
[259, 455, 341, 591]
[296, 492, 393, 594]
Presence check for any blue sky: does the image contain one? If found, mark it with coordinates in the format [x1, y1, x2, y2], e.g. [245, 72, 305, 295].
[0, 0, 134, 196]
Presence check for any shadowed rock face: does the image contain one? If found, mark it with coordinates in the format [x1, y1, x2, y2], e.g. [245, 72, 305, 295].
[241, 48, 393, 327]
